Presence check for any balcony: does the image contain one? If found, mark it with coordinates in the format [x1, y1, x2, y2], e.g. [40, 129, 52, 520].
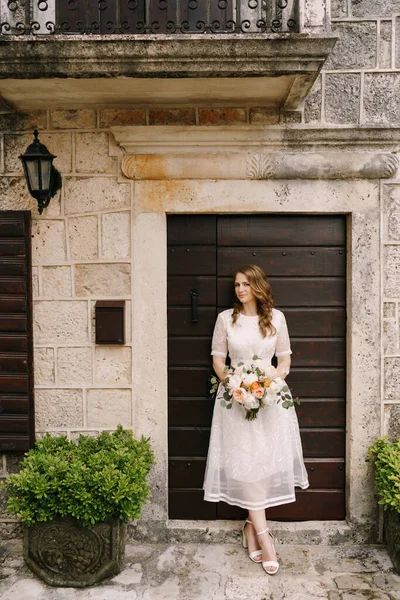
[0, 1, 336, 112]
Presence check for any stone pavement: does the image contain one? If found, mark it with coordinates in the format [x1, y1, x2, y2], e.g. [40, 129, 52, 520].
[0, 539, 399, 600]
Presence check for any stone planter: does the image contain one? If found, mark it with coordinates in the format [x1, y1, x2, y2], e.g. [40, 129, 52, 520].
[24, 518, 126, 587]
[384, 509, 400, 574]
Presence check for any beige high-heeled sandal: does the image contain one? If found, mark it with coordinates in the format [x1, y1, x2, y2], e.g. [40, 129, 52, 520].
[241, 519, 262, 563]
[256, 527, 279, 575]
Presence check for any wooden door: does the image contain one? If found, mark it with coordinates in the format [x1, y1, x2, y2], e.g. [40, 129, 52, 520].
[0, 211, 34, 452]
[168, 215, 346, 520]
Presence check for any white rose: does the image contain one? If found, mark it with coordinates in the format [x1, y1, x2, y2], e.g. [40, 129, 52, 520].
[243, 373, 258, 387]
[227, 374, 242, 392]
[269, 380, 280, 393]
[244, 393, 259, 410]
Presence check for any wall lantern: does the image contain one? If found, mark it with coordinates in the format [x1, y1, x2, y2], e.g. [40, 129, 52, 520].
[19, 129, 62, 215]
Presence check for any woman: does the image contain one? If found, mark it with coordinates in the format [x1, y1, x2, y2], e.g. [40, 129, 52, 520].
[203, 264, 309, 575]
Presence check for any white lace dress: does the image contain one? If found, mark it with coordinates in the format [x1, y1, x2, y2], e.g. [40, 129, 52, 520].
[203, 308, 309, 510]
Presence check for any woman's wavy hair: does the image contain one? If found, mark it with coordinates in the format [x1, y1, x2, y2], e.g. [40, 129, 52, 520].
[232, 264, 276, 338]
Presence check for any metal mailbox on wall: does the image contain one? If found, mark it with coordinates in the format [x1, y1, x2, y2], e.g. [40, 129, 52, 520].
[95, 301, 125, 345]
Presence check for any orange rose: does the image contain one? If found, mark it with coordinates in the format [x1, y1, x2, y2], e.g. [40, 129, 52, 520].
[249, 381, 262, 391]
[260, 377, 271, 388]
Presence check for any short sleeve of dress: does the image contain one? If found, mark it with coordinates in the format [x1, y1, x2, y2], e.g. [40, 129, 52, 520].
[275, 311, 292, 357]
[211, 312, 228, 358]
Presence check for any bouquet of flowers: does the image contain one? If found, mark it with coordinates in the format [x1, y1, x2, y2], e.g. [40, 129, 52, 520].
[210, 355, 299, 421]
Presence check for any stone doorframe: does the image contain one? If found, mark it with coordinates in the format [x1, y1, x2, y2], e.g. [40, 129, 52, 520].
[111, 126, 399, 541]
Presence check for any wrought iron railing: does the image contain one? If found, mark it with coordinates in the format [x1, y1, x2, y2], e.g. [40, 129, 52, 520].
[0, 1, 299, 35]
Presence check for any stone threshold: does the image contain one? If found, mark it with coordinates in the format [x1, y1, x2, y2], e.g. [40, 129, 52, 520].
[129, 520, 379, 546]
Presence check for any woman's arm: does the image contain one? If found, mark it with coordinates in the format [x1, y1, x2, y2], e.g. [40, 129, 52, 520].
[276, 355, 291, 379]
[212, 356, 227, 381]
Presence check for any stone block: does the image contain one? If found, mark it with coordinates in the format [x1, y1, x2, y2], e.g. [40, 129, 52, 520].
[32, 267, 39, 298]
[42, 266, 72, 298]
[325, 74, 360, 124]
[383, 320, 398, 355]
[86, 389, 132, 427]
[75, 132, 116, 174]
[326, 22, 377, 70]
[304, 0, 327, 29]
[379, 21, 392, 69]
[397, 18, 400, 69]
[149, 108, 195, 126]
[351, 0, 400, 17]
[100, 108, 146, 128]
[383, 185, 400, 242]
[373, 573, 400, 593]
[198, 108, 246, 125]
[331, 0, 347, 18]
[31, 220, 66, 266]
[384, 246, 400, 297]
[64, 177, 130, 215]
[0, 176, 60, 217]
[33, 300, 88, 344]
[101, 211, 131, 259]
[334, 574, 370, 589]
[384, 302, 396, 318]
[342, 593, 390, 600]
[384, 357, 400, 400]
[364, 74, 400, 126]
[68, 215, 98, 260]
[35, 389, 83, 429]
[247, 107, 279, 125]
[75, 263, 130, 296]
[4, 132, 72, 174]
[5, 453, 25, 474]
[281, 110, 303, 124]
[0, 111, 47, 133]
[384, 404, 400, 440]
[95, 346, 132, 385]
[304, 75, 322, 123]
[57, 347, 92, 385]
[50, 109, 96, 129]
[34, 348, 55, 385]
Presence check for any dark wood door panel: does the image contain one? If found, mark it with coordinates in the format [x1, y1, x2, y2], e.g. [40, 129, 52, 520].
[0, 375, 28, 393]
[0, 297, 26, 313]
[168, 246, 216, 276]
[0, 315, 27, 332]
[287, 368, 345, 397]
[169, 489, 216, 520]
[168, 276, 216, 305]
[168, 307, 216, 336]
[168, 215, 217, 245]
[0, 279, 26, 294]
[268, 489, 346, 520]
[218, 278, 345, 307]
[0, 218, 26, 237]
[168, 337, 216, 366]
[0, 353, 28, 373]
[284, 308, 346, 336]
[296, 399, 345, 427]
[0, 396, 29, 414]
[0, 239, 26, 256]
[0, 258, 27, 276]
[305, 459, 345, 489]
[0, 416, 29, 433]
[169, 367, 211, 397]
[169, 398, 214, 427]
[169, 457, 207, 489]
[0, 334, 28, 352]
[218, 215, 346, 247]
[0, 434, 30, 452]
[169, 427, 210, 457]
[218, 247, 345, 277]
[291, 339, 345, 367]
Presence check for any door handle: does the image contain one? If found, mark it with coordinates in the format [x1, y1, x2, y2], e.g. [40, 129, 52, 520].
[190, 288, 199, 323]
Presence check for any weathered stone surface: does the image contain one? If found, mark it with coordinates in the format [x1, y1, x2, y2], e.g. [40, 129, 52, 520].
[42, 266, 72, 298]
[342, 593, 391, 600]
[101, 212, 131, 259]
[383, 302, 396, 318]
[225, 574, 271, 600]
[384, 404, 400, 439]
[0, 177, 53, 216]
[373, 573, 400, 593]
[76, 132, 116, 174]
[384, 357, 400, 400]
[384, 246, 400, 297]
[31, 267, 39, 298]
[31, 220, 66, 266]
[112, 563, 143, 585]
[57, 347, 92, 385]
[149, 108, 195, 126]
[68, 215, 98, 260]
[331, 0, 347, 17]
[249, 107, 279, 125]
[304, 75, 321, 123]
[351, 0, 400, 17]
[364, 74, 400, 126]
[33, 348, 54, 385]
[0, 577, 46, 600]
[396, 17, 400, 69]
[0, 111, 47, 133]
[5, 453, 25, 475]
[33, 300, 88, 344]
[95, 347, 132, 385]
[50, 109, 96, 129]
[379, 21, 392, 69]
[64, 177, 130, 215]
[86, 389, 132, 427]
[4, 133, 72, 174]
[383, 184, 400, 241]
[326, 22, 377, 70]
[281, 110, 302, 124]
[198, 108, 246, 125]
[75, 263, 130, 296]
[304, 0, 327, 29]
[100, 109, 146, 128]
[383, 320, 398, 354]
[325, 74, 360, 124]
[35, 389, 83, 429]
[334, 574, 370, 589]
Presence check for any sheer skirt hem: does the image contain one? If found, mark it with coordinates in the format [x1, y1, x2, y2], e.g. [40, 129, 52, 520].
[203, 480, 309, 511]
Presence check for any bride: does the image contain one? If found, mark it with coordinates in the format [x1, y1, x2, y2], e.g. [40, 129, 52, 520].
[203, 264, 309, 575]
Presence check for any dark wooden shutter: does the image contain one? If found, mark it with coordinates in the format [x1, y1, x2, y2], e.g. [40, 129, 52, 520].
[0, 211, 34, 452]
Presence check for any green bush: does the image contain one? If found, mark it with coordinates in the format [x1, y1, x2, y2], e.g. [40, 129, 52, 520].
[3, 426, 155, 528]
[368, 437, 400, 514]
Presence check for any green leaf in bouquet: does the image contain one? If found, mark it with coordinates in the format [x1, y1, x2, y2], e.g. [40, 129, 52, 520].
[223, 391, 231, 402]
[282, 385, 289, 393]
[220, 400, 227, 408]
[226, 403, 232, 409]
[252, 355, 259, 360]
[237, 362, 244, 367]
[282, 401, 293, 409]
[210, 376, 217, 384]
[256, 368, 262, 376]
[284, 394, 292, 400]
